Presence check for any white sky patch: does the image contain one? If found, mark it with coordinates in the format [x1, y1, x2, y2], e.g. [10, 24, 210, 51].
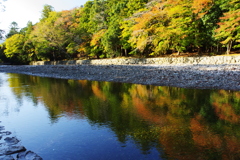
[0, 0, 88, 33]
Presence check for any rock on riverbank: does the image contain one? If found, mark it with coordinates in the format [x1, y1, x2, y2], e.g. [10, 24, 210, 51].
[0, 64, 240, 90]
[0, 122, 42, 160]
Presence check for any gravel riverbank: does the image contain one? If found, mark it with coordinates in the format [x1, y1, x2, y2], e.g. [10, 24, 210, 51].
[0, 64, 240, 91]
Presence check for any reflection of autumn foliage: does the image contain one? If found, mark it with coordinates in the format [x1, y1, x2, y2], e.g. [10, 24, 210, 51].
[190, 114, 240, 160]
[132, 97, 167, 125]
[130, 85, 190, 126]
[190, 115, 222, 149]
[8, 73, 240, 159]
[213, 102, 240, 123]
[91, 81, 107, 101]
[129, 84, 197, 159]
[77, 80, 88, 87]
[224, 136, 240, 157]
[129, 84, 240, 159]
[131, 85, 164, 124]
[211, 90, 240, 123]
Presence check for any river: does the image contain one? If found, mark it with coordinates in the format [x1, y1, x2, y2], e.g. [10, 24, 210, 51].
[0, 72, 240, 159]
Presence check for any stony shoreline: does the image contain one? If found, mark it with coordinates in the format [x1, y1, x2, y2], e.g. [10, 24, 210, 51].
[0, 122, 42, 160]
[0, 64, 240, 91]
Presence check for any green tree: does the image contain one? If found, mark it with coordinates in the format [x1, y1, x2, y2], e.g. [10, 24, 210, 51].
[88, 0, 148, 58]
[101, 0, 147, 57]
[88, 0, 108, 58]
[0, 43, 7, 62]
[20, 21, 37, 61]
[215, 0, 240, 54]
[40, 4, 54, 21]
[199, 1, 223, 53]
[0, 29, 4, 40]
[4, 34, 29, 64]
[33, 8, 77, 60]
[100, 0, 128, 57]
[76, 1, 94, 57]
[6, 21, 19, 38]
[30, 8, 84, 60]
[30, 11, 65, 60]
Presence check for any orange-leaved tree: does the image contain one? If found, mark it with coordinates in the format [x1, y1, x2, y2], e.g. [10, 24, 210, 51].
[215, 0, 240, 54]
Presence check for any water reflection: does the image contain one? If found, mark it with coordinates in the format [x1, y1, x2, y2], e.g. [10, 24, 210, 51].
[3, 73, 240, 159]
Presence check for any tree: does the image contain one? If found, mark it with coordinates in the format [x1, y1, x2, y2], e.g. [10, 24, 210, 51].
[54, 9, 85, 58]
[30, 11, 66, 61]
[5, 34, 24, 58]
[3, 0, 238, 63]
[0, 29, 4, 40]
[20, 21, 37, 61]
[123, 0, 214, 56]
[6, 21, 19, 38]
[88, 0, 108, 58]
[100, 0, 128, 57]
[199, 2, 223, 53]
[76, 1, 94, 57]
[4, 34, 29, 64]
[215, 0, 240, 54]
[88, 0, 148, 58]
[30, 8, 83, 60]
[63, 8, 83, 56]
[40, 4, 54, 21]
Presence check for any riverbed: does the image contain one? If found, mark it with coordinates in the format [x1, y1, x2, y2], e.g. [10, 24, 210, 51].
[0, 64, 240, 90]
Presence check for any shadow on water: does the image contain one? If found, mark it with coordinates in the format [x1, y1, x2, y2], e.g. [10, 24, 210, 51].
[3, 73, 240, 159]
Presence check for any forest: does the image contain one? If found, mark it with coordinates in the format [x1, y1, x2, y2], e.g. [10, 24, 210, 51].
[0, 0, 240, 64]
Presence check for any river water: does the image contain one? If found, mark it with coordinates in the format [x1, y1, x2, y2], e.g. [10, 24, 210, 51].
[0, 72, 240, 160]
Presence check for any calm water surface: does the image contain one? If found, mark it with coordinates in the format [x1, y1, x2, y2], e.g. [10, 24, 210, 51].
[0, 73, 240, 160]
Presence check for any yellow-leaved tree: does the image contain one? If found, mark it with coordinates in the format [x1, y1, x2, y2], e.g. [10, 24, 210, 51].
[4, 34, 28, 64]
[124, 0, 213, 56]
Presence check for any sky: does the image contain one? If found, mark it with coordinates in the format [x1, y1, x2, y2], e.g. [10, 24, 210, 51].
[0, 0, 89, 33]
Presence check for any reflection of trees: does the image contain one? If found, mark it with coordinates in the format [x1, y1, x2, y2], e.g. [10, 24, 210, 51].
[7, 73, 240, 159]
[126, 85, 240, 159]
[190, 114, 240, 160]
[211, 90, 240, 123]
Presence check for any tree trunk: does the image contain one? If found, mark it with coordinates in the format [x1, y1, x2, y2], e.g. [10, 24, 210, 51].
[177, 50, 180, 55]
[53, 51, 56, 61]
[226, 40, 233, 55]
[120, 47, 123, 57]
[197, 47, 202, 55]
[125, 49, 128, 57]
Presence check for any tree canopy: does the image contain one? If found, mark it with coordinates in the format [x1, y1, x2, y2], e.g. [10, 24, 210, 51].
[1, 0, 240, 64]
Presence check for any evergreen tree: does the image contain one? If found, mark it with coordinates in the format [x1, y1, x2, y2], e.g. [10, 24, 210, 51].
[40, 4, 54, 21]
[6, 21, 19, 38]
